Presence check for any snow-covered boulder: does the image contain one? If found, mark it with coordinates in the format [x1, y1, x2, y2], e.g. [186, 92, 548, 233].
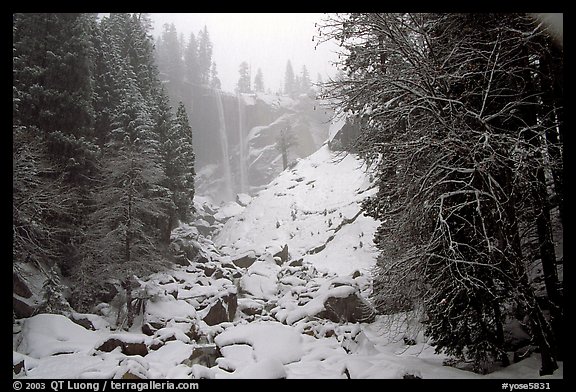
[239, 254, 281, 300]
[17, 314, 100, 358]
[214, 321, 303, 366]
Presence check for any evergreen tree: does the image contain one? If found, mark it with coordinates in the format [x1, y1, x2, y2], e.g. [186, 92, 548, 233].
[155, 23, 183, 98]
[197, 25, 213, 86]
[37, 265, 72, 315]
[183, 32, 200, 86]
[13, 13, 100, 275]
[154, 94, 196, 243]
[13, 12, 196, 327]
[300, 65, 311, 94]
[254, 68, 265, 92]
[210, 62, 221, 90]
[284, 60, 296, 97]
[236, 61, 251, 93]
[74, 71, 169, 317]
[13, 13, 99, 183]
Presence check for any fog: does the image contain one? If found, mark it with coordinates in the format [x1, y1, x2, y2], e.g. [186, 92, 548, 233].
[149, 13, 339, 93]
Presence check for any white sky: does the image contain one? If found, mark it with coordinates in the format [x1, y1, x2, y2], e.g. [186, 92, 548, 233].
[149, 13, 340, 93]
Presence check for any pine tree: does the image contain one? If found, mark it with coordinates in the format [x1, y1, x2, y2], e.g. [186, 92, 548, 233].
[236, 61, 251, 93]
[210, 62, 221, 90]
[156, 22, 183, 95]
[13, 13, 100, 276]
[183, 32, 200, 86]
[13, 13, 99, 183]
[75, 78, 170, 318]
[173, 103, 196, 220]
[153, 94, 196, 243]
[197, 25, 213, 86]
[37, 265, 72, 315]
[284, 60, 296, 97]
[300, 65, 311, 94]
[70, 13, 173, 320]
[254, 68, 265, 92]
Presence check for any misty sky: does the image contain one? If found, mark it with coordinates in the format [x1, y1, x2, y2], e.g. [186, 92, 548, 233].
[150, 13, 340, 93]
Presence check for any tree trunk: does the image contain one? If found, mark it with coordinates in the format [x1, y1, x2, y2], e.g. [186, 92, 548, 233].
[519, 45, 562, 360]
[492, 301, 510, 367]
[122, 278, 134, 330]
[539, 41, 564, 226]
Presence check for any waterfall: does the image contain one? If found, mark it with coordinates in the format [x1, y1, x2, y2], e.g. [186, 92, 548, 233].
[214, 89, 234, 201]
[237, 93, 248, 194]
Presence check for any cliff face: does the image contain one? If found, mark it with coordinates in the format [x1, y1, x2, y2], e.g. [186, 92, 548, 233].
[179, 85, 333, 203]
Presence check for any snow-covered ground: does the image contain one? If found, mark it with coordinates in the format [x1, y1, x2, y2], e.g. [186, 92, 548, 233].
[13, 144, 563, 380]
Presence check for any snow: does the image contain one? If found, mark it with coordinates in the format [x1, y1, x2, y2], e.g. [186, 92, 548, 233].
[145, 341, 194, 368]
[236, 193, 252, 207]
[145, 297, 197, 322]
[328, 110, 347, 142]
[239, 256, 281, 300]
[213, 201, 245, 222]
[214, 144, 379, 276]
[214, 321, 303, 364]
[17, 314, 100, 358]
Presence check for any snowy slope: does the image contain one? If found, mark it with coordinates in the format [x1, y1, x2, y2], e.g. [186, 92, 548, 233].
[215, 144, 379, 276]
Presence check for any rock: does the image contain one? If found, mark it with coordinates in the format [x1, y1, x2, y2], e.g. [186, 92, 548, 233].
[121, 372, 143, 379]
[149, 341, 164, 351]
[273, 245, 289, 264]
[403, 337, 417, 346]
[185, 323, 201, 341]
[186, 245, 201, 261]
[403, 373, 422, 379]
[13, 272, 32, 298]
[317, 292, 376, 324]
[202, 293, 237, 326]
[70, 315, 95, 331]
[289, 259, 303, 267]
[96, 338, 148, 357]
[199, 265, 216, 277]
[232, 254, 257, 269]
[203, 301, 227, 326]
[196, 225, 213, 237]
[226, 293, 238, 321]
[167, 288, 178, 300]
[13, 296, 34, 319]
[185, 344, 221, 368]
[351, 270, 362, 279]
[141, 323, 155, 336]
[122, 342, 149, 357]
[13, 360, 24, 375]
[202, 214, 216, 226]
[173, 254, 190, 267]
